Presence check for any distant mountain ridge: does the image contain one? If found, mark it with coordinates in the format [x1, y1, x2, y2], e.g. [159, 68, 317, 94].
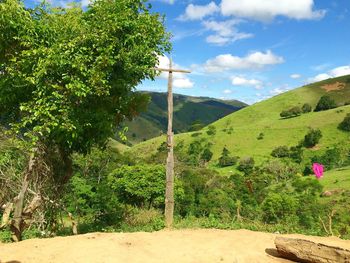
[123, 92, 247, 144]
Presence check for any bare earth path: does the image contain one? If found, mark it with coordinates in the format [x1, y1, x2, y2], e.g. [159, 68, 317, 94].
[1, 229, 350, 263]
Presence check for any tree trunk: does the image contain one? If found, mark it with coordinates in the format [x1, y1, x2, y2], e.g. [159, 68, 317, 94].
[165, 59, 174, 228]
[10, 151, 36, 242]
[275, 237, 350, 263]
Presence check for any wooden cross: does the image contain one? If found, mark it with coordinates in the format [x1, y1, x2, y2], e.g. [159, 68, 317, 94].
[154, 59, 190, 227]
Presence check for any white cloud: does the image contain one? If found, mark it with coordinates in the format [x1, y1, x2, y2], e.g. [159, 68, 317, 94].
[204, 50, 284, 72]
[307, 65, 350, 83]
[220, 0, 326, 22]
[223, 89, 232, 94]
[231, 76, 262, 89]
[269, 85, 291, 95]
[178, 2, 219, 21]
[290, 74, 301, 79]
[81, 0, 91, 7]
[173, 78, 194, 88]
[156, 55, 194, 88]
[307, 73, 331, 83]
[329, 65, 350, 77]
[203, 19, 253, 45]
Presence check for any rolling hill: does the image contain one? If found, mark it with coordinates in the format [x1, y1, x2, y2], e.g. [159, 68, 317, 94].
[130, 75, 350, 166]
[122, 92, 247, 144]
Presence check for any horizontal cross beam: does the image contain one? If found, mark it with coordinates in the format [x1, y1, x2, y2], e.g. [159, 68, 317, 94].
[154, 67, 191, 74]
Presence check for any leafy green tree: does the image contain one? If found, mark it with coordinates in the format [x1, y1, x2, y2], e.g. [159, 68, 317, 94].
[108, 164, 165, 208]
[200, 148, 213, 163]
[261, 192, 298, 223]
[0, 0, 170, 240]
[302, 103, 312, 113]
[237, 157, 255, 175]
[280, 106, 302, 118]
[271, 146, 289, 158]
[289, 145, 304, 163]
[303, 129, 322, 148]
[218, 147, 238, 167]
[338, 113, 350, 132]
[314, 95, 337, 112]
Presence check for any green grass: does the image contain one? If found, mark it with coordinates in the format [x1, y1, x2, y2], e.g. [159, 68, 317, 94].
[319, 166, 350, 191]
[130, 75, 350, 166]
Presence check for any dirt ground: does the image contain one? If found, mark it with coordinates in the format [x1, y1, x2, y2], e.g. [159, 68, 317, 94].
[321, 81, 346, 92]
[1, 229, 350, 263]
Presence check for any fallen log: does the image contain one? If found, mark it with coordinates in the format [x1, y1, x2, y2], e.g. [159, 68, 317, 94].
[275, 236, 350, 263]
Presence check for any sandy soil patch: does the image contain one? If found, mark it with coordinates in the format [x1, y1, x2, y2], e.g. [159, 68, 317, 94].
[1, 229, 350, 263]
[321, 82, 346, 92]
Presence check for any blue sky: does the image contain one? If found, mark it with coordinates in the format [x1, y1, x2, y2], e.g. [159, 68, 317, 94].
[25, 0, 350, 104]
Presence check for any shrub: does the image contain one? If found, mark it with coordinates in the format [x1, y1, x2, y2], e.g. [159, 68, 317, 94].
[261, 192, 298, 223]
[314, 95, 337, 112]
[289, 146, 303, 163]
[206, 125, 216, 136]
[237, 157, 255, 175]
[257, 132, 264, 140]
[280, 106, 302, 118]
[338, 113, 350, 132]
[200, 148, 213, 162]
[302, 103, 312, 113]
[280, 110, 291, 118]
[218, 147, 238, 167]
[303, 129, 322, 148]
[271, 146, 289, 158]
[108, 164, 165, 208]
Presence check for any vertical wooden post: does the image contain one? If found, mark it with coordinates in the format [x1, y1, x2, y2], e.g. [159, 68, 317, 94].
[165, 59, 174, 228]
[154, 58, 190, 228]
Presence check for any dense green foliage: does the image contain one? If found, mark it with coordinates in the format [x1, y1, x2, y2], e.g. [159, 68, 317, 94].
[302, 103, 313, 113]
[218, 147, 238, 167]
[315, 95, 337, 112]
[280, 106, 302, 118]
[0, 0, 170, 152]
[271, 146, 290, 158]
[0, 0, 171, 240]
[303, 129, 322, 148]
[338, 113, 350, 131]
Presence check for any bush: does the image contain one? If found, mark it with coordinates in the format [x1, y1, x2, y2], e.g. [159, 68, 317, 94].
[257, 132, 264, 140]
[237, 157, 255, 175]
[218, 147, 238, 167]
[261, 192, 298, 223]
[314, 95, 337, 112]
[303, 129, 322, 148]
[108, 164, 165, 208]
[200, 148, 213, 162]
[302, 103, 312, 113]
[271, 146, 289, 158]
[289, 146, 303, 163]
[338, 113, 350, 132]
[206, 125, 216, 136]
[280, 106, 302, 118]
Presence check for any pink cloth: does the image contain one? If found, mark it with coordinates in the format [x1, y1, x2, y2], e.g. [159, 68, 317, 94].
[312, 163, 324, 179]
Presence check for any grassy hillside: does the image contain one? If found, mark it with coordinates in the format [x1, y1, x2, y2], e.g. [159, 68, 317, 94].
[320, 166, 350, 191]
[131, 75, 350, 165]
[123, 92, 246, 144]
